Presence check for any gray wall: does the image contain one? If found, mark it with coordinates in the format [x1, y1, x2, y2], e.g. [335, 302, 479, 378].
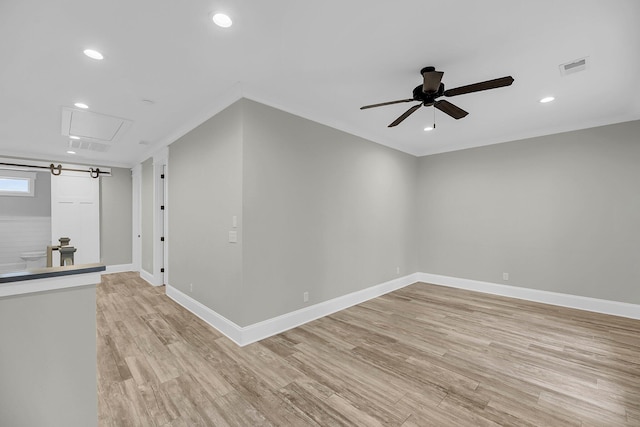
[168, 101, 243, 322]
[241, 99, 418, 325]
[141, 158, 154, 274]
[100, 167, 133, 265]
[0, 285, 97, 427]
[0, 171, 51, 216]
[167, 99, 417, 326]
[167, 98, 640, 326]
[416, 120, 640, 304]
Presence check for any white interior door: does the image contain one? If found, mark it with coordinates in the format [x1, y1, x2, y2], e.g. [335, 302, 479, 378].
[51, 172, 100, 266]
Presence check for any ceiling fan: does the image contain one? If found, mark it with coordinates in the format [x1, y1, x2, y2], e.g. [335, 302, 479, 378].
[361, 67, 514, 127]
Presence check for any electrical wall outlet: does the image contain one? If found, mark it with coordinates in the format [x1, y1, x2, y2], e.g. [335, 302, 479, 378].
[503, 272, 509, 281]
[396, 266, 400, 274]
[190, 283, 193, 292]
[303, 292, 309, 302]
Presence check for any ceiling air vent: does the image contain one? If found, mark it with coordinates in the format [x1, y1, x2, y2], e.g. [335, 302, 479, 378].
[559, 57, 589, 76]
[69, 140, 111, 152]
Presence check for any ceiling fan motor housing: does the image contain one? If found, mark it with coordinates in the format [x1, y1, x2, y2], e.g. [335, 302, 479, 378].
[413, 83, 444, 105]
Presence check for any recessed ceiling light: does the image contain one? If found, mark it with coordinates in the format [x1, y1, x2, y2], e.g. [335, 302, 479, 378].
[539, 96, 555, 103]
[66, 150, 76, 155]
[212, 13, 232, 28]
[424, 126, 434, 131]
[74, 102, 89, 109]
[83, 49, 104, 60]
[69, 135, 80, 140]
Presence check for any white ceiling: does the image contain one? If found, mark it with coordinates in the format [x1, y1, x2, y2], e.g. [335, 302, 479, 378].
[1, 0, 639, 168]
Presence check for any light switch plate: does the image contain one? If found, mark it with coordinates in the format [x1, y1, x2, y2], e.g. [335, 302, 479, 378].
[228, 231, 237, 243]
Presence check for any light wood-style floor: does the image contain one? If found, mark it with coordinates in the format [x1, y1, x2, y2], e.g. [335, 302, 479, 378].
[97, 272, 640, 426]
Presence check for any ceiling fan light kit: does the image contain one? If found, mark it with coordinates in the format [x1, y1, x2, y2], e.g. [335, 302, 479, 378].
[361, 66, 514, 128]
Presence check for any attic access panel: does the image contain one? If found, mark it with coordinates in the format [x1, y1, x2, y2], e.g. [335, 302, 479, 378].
[61, 107, 132, 142]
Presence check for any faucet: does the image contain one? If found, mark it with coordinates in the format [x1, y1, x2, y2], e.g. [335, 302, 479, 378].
[46, 237, 77, 267]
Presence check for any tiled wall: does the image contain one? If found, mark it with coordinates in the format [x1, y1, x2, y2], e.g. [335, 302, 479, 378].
[0, 216, 51, 273]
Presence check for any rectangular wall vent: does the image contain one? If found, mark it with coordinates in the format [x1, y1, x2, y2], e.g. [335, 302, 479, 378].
[559, 57, 589, 76]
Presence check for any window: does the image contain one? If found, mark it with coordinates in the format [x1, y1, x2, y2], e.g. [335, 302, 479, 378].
[0, 171, 36, 197]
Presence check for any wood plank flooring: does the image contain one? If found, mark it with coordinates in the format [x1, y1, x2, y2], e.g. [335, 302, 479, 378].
[97, 272, 640, 426]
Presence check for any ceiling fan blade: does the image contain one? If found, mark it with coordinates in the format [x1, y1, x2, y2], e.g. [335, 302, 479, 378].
[360, 99, 415, 110]
[422, 70, 444, 94]
[443, 76, 514, 97]
[434, 100, 468, 120]
[388, 104, 422, 127]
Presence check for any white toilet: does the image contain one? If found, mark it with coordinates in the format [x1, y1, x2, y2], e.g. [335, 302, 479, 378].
[20, 251, 47, 269]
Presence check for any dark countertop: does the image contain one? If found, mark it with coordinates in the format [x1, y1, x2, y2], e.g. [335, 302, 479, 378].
[0, 263, 106, 283]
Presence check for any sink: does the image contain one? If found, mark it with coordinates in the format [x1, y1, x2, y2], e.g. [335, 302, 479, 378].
[20, 251, 47, 269]
[20, 251, 47, 261]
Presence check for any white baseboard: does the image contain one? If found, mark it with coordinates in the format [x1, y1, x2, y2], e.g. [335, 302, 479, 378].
[166, 272, 419, 347]
[240, 272, 420, 346]
[140, 269, 163, 287]
[418, 273, 640, 320]
[165, 271, 639, 347]
[165, 286, 244, 345]
[104, 263, 134, 274]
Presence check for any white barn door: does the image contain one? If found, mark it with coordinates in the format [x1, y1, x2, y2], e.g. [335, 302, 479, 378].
[51, 172, 100, 266]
